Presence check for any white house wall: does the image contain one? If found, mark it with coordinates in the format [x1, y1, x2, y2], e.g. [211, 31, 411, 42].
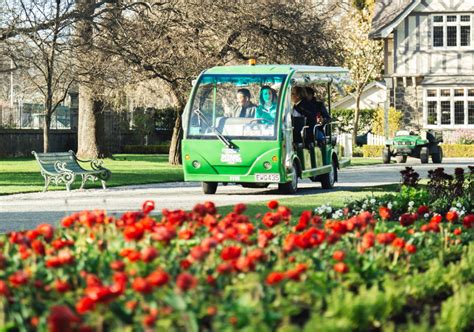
[393, 0, 474, 76]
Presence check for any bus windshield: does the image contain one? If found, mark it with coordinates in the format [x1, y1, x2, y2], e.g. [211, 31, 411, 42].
[187, 74, 287, 140]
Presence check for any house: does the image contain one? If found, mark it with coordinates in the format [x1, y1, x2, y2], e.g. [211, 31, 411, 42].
[333, 81, 387, 110]
[369, 0, 474, 140]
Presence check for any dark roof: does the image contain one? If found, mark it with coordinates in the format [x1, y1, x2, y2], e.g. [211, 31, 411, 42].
[369, 0, 415, 39]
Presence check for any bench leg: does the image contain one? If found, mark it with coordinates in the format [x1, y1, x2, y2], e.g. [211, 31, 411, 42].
[43, 177, 51, 192]
[79, 175, 87, 190]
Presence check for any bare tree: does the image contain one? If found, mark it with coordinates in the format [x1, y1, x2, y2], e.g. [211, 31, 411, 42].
[1, 0, 76, 152]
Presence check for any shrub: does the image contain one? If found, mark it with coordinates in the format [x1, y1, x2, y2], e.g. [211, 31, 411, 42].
[362, 145, 384, 157]
[372, 107, 403, 137]
[123, 144, 170, 154]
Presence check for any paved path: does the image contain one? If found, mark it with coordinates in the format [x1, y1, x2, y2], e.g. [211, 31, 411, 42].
[0, 158, 472, 232]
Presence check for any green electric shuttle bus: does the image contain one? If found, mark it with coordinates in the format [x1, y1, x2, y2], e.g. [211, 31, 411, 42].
[181, 64, 351, 194]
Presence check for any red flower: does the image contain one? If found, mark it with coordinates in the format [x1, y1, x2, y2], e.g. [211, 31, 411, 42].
[234, 256, 254, 272]
[0, 280, 9, 297]
[248, 248, 266, 262]
[266, 272, 285, 285]
[110, 260, 125, 271]
[376, 232, 396, 245]
[180, 259, 192, 270]
[147, 270, 169, 287]
[267, 200, 279, 209]
[463, 214, 474, 228]
[142, 200, 155, 214]
[58, 250, 75, 265]
[430, 215, 442, 223]
[176, 273, 198, 292]
[189, 245, 207, 261]
[405, 244, 416, 254]
[285, 263, 307, 281]
[132, 277, 153, 294]
[417, 205, 430, 215]
[8, 270, 29, 287]
[204, 201, 217, 215]
[333, 262, 349, 274]
[262, 212, 282, 228]
[178, 229, 194, 240]
[61, 216, 76, 228]
[258, 229, 274, 248]
[453, 228, 462, 236]
[233, 203, 247, 214]
[294, 211, 311, 231]
[379, 206, 392, 220]
[399, 213, 416, 227]
[446, 211, 458, 222]
[55, 280, 71, 293]
[220, 246, 241, 261]
[392, 238, 406, 249]
[141, 247, 159, 263]
[151, 225, 176, 243]
[37, 224, 54, 241]
[47, 305, 80, 332]
[143, 314, 157, 327]
[332, 250, 345, 261]
[123, 224, 144, 241]
[76, 297, 96, 314]
[362, 232, 375, 250]
[31, 239, 46, 255]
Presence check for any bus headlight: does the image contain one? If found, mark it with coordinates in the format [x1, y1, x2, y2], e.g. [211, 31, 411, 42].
[263, 161, 271, 170]
[192, 160, 201, 169]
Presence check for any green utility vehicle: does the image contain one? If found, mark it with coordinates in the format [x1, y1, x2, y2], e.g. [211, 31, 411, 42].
[181, 64, 351, 194]
[382, 130, 443, 164]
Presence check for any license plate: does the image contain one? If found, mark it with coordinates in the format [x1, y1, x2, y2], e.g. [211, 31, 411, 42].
[255, 173, 280, 182]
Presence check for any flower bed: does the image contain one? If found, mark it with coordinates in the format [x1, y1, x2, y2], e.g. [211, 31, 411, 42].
[0, 169, 473, 331]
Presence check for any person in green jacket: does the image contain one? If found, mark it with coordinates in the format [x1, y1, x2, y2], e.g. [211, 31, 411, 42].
[255, 86, 278, 124]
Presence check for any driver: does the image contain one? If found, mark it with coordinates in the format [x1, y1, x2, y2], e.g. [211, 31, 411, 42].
[226, 88, 256, 118]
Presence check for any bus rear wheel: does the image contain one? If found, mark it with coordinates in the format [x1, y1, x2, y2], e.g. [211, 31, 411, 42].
[202, 182, 218, 194]
[321, 159, 336, 189]
[278, 162, 298, 194]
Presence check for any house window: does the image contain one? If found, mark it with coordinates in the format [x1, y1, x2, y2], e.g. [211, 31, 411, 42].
[432, 14, 472, 48]
[424, 88, 474, 127]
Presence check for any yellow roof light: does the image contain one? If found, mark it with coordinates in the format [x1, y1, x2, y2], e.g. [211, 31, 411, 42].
[248, 58, 256, 66]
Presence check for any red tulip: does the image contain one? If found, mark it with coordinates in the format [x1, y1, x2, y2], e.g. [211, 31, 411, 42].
[220, 246, 241, 261]
[141, 247, 159, 263]
[333, 262, 349, 274]
[142, 200, 155, 214]
[405, 244, 417, 254]
[48, 305, 80, 332]
[233, 203, 247, 214]
[332, 250, 345, 261]
[266, 272, 285, 285]
[446, 211, 458, 222]
[379, 206, 392, 220]
[132, 277, 152, 294]
[176, 273, 198, 292]
[147, 270, 169, 287]
[267, 200, 279, 209]
[463, 214, 474, 228]
[76, 297, 96, 314]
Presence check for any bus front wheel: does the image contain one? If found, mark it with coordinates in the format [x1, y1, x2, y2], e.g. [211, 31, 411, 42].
[202, 182, 218, 194]
[278, 162, 298, 194]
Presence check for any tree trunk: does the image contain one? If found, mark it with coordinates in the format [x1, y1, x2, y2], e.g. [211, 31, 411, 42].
[352, 92, 361, 148]
[168, 86, 186, 165]
[43, 114, 51, 153]
[77, 85, 99, 158]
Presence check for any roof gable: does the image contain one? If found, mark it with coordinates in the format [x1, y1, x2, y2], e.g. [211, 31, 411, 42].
[369, 0, 420, 39]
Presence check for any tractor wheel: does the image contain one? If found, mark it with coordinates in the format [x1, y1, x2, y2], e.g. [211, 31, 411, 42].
[420, 147, 429, 164]
[278, 161, 298, 194]
[396, 155, 407, 163]
[202, 182, 218, 194]
[382, 147, 391, 164]
[431, 146, 443, 164]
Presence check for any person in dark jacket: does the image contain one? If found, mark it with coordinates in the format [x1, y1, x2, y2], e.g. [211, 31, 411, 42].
[305, 87, 331, 145]
[291, 86, 317, 143]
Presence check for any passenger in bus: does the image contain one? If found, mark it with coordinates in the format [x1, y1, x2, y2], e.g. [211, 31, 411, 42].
[226, 88, 257, 118]
[256, 86, 278, 124]
[291, 86, 317, 143]
[305, 87, 331, 145]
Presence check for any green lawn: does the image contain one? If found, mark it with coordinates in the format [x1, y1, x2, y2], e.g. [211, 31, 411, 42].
[217, 183, 399, 217]
[0, 154, 183, 195]
[0, 155, 384, 195]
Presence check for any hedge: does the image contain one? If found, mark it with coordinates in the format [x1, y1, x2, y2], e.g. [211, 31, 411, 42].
[123, 144, 170, 154]
[362, 144, 474, 158]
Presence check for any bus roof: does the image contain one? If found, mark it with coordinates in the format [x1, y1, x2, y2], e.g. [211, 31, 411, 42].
[202, 65, 351, 86]
[203, 64, 349, 76]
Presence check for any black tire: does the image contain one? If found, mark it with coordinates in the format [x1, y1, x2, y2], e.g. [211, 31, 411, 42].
[420, 147, 429, 164]
[278, 161, 298, 194]
[202, 182, 218, 194]
[382, 147, 391, 164]
[396, 155, 407, 163]
[321, 159, 337, 189]
[431, 146, 443, 164]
